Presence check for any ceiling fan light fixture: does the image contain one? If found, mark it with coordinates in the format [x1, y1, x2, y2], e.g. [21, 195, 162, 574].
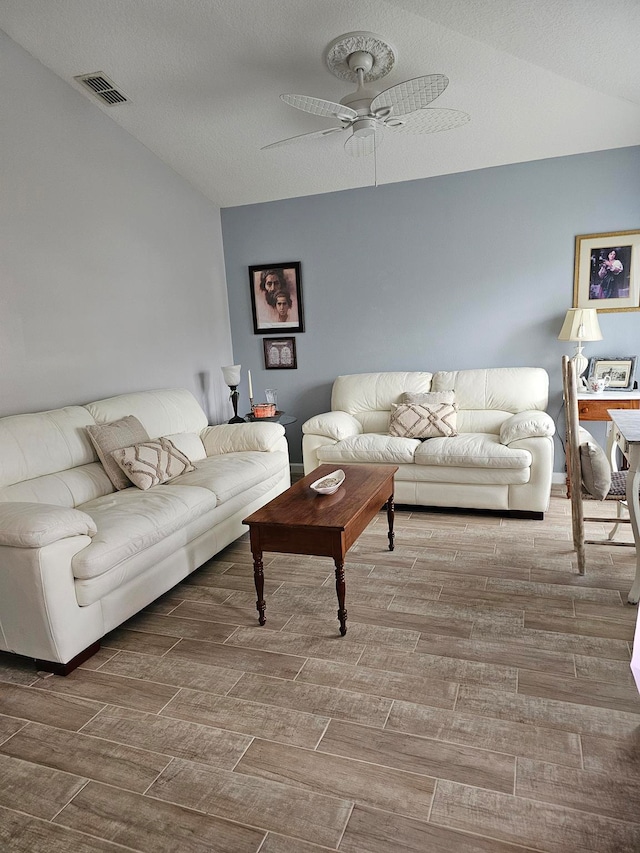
[352, 118, 376, 139]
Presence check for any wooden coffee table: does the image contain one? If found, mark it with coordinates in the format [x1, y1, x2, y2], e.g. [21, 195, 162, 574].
[243, 464, 398, 636]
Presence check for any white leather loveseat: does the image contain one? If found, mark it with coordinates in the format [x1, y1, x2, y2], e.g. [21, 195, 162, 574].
[0, 388, 290, 673]
[303, 368, 555, 517]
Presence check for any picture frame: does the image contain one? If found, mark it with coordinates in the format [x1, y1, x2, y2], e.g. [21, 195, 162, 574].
[262, 338, 298, 370]
[249, 262, 304, 334]
[263, 337, 297, 370]
[573, 230, 640, 313]
[586, 356, 637, 391]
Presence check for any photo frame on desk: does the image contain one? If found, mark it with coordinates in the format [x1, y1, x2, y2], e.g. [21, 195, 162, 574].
[587, 356, 637, 390]
[573, 230, 640, 313]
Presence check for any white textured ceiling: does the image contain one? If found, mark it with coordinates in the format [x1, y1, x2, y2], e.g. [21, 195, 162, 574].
[1, 0, 639, 208]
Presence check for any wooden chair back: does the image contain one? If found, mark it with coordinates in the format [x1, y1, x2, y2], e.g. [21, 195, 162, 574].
[561, 355, 631, 575]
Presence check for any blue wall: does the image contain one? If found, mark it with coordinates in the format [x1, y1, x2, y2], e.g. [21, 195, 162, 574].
[221, 146, 640, 467]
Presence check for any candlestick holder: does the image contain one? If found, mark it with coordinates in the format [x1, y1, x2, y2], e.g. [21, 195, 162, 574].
[221, 365, 245, 424]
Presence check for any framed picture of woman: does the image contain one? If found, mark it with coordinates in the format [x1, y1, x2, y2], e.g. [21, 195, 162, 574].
[573, 230, 640, 313]
[249, 262, 304, 333]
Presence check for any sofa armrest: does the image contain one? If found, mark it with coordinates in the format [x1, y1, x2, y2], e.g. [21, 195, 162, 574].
[200, 422, 285, 456]
[302, 411, 363, 442]
[499, 411, 556, 445]
[0, 502, 97, 548]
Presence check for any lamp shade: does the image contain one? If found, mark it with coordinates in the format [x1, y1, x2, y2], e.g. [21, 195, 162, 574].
[221, 365, 241, 386]
[558, 308, 603, 342]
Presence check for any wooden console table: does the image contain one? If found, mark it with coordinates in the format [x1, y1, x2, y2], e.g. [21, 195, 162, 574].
[577, 390, 640, 422]
[577, 390, 640, 473]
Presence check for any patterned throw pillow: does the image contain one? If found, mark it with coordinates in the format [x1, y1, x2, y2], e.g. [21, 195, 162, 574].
[86, 415, 150, 490]
[111, 437, 195, 490]
[389, 402, 458, 439]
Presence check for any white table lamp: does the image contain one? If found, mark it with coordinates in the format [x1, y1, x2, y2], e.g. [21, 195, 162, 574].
[221, 365, 245, 423]
[558, 308, 602, 385]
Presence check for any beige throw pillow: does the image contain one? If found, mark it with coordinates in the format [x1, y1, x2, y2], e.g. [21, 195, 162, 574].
[578, 427, 611, 501]
[401, 391, 455, 406]
[389, 401, 458, 439]
[111, 438, 195, 490]
[86, 416, 150, 490]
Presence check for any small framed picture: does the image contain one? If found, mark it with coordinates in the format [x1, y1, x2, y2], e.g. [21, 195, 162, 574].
[587, 356, 637, 390]
[263, 337, 297, 370]
[249, 262, 304, 334]
[573, 230, 640, 313]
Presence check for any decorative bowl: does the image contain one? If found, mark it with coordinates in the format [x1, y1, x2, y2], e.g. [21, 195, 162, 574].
[310, 469, 345, 495]
[252, 403, 277, 418]
[245, 409, 282, 422]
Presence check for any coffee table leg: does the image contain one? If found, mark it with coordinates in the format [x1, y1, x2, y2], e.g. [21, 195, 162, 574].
[252, 551, 266, 626]
[387, 493, 395, 551]
[334, 560, 347, 636]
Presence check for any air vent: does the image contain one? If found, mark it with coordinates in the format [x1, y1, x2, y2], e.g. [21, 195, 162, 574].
[74, 72, 129, 106]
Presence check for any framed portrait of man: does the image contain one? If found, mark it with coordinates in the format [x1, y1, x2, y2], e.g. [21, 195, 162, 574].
[249, 262, 304, 333]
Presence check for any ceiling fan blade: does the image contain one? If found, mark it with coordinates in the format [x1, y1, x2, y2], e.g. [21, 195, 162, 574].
[389, 108, 470, 134]
[281, 93, 357, 121]
[371, 75, 449, 117]
[344, 130, 380, 158]
[261, 126, 344, 151]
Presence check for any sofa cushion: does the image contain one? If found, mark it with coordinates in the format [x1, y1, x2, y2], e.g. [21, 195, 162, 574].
[431, 368, 549, 414]
[317, 434, 420, 465]
[0, 406, 97, 490]
[170, 450, 289, 504]
[85, 388, 208, 440]
[0, 463, 114, 509]
[112, 438, 195, 490]
[414, 433, 532, 469]
[73, 484, 217, 579]
[0, 502, 97, 548]
[578, 427, 611, 500]
[86, 416, 150, 491]
[389, 402, 458, 439]
[163, 432, 207, 461]
[331, 372, 433, 434]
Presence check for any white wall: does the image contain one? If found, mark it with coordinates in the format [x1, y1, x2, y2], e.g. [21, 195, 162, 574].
[0, 32, 233, 423]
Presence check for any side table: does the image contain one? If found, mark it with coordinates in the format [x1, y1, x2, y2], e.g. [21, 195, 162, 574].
[244, 413, 296, 426]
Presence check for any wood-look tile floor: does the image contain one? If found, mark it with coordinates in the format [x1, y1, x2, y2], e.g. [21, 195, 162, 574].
[2, 489, 640, 852]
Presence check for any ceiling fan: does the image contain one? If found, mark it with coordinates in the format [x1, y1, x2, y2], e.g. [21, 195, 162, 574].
[263, 31, 470, 157]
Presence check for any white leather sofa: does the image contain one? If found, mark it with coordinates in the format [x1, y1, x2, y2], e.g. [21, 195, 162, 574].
[303, 368, 555, 517]
[0, 388, 290, 673]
